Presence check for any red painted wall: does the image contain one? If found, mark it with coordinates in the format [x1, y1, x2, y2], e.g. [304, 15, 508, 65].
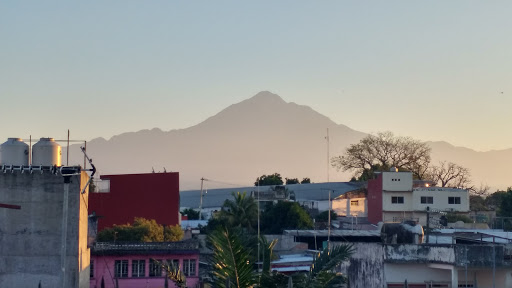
[89, 172, 180, 231]
[367, 174, 383, 225]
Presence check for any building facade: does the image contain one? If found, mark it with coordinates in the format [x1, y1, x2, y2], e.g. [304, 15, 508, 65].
[0, 168, 91, 288]
[90, 241, 200, 288]
[368, 171, 469, 225]
[89, 172, 180, 231]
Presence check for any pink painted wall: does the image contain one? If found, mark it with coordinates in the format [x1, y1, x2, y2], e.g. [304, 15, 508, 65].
[90, 253, 200, 288]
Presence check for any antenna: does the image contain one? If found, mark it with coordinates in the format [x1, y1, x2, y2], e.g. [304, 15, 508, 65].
[325, 128, 330, 182]
[199, 178, 209, 220]
[79, 146, 97, 194]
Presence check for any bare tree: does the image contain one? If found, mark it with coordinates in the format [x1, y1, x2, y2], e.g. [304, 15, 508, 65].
[331, 131, 431, 180]
[426, 161, 473, 190]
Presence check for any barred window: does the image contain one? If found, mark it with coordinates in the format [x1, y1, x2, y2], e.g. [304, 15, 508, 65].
[114, 260, 128, 278]
[132, 260, 145, 278]
[421, 196, 433, 204]
[184, 259, 196, 276]
[391, 196, 404, 204]
[149, 259, 163, 277]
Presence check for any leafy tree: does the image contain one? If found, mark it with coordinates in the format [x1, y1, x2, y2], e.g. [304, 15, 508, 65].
[301, 177, 311, 184]
[219, 192, 258, 232]
[261, 202, 313, 234]
[470, 195, 487, 211]
[164, 225, 184, 242]
[97, 217, 181, 242]
[315, 210, 337, 222]
[255, 173, 283, 186]
[208, 227, 256, 288]
[181, 208, 200, 220]
[285, 178, 300, 185]
[499, 188, 512, 217]
[486, 190, 508, 213]
[445, 213, 473, 223]
[331, 131, 431, 180]
[134, 218, 164, 242]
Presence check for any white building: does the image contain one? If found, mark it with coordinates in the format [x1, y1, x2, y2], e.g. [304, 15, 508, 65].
[368, 171, 469, 226]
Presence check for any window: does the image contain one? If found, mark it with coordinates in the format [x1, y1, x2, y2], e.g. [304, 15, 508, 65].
[132, 260, 145, 278]
[449, 197, 461, 204]
[115, 260, 128, 278]
[350, 200, 359, 206]
[391, 196, 404, 204]
[149, 259, 163, 277]
[90, 260, 94, 278]
[421, 196, 433, 204]
[183, 259, 196, 276]
[166, 259, 180, 269]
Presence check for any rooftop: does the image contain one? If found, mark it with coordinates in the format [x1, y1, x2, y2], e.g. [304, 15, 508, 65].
[92, 240, 199, 255]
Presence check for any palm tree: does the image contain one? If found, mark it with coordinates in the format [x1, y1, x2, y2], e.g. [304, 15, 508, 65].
[297, 244, 354, 288]
[153, 259, 187, 288]
[209, 226, 256, 288]
[221, 192, 258, 232]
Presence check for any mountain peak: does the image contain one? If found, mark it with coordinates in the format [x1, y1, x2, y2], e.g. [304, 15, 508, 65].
[246, 91, 286, 104]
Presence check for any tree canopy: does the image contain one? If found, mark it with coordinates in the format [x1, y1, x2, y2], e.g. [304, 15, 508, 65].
[331, 131, 431, 180]
[96, 217, 183, 242]
[426, 161, 472, 189]
[220, 191, 258, 232]
[285, 178, 300, 185]
[261, 201, 313, 234]
[255, 173, 284, 186]
[331, 131, 475, 189]
[180, 208, 200, 220]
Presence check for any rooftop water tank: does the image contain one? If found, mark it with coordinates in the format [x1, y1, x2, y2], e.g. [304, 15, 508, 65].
[32, 138, 61, 166]
[0, 138, 29, 166]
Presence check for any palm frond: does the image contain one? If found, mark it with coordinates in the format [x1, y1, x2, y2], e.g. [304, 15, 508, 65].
[209, 226, 256, 288]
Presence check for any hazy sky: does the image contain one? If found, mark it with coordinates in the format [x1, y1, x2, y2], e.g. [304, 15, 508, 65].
[1, 1, 511, 151]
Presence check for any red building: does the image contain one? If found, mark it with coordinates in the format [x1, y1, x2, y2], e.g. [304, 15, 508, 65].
[89, 172, 180, 231]
[367, 173, 384, 224]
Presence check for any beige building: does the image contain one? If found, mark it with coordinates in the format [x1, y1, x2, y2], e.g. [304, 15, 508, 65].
[368, 171, 470, 225]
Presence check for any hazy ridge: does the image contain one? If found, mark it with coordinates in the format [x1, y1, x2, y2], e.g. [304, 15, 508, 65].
[66, 91, 511, 191]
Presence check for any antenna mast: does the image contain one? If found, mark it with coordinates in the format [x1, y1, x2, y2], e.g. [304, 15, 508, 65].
[326, 128, 330, 182]
[199, 178, 207, 220]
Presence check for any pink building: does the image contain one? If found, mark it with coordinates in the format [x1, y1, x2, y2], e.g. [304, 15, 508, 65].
[90, 241, 200, 288]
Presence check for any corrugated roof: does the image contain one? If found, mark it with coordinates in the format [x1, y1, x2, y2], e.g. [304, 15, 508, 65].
[180, 182, 363, 209]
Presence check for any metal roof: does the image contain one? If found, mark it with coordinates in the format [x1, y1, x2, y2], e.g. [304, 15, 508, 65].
[180, 182, 363, 209]
[283, 229, 380, 238]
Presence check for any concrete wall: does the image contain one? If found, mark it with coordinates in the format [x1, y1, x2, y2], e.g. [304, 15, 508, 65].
[0, 171, 90, 288]
[382, 172, 412, 192]
[337, 243, 385, 288]
[382, 191, 414, 212]
[413, 187, 469, 212]
[333, 197, 367, 217]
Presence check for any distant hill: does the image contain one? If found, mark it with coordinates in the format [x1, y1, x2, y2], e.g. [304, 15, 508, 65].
[66, 91, 511, 191]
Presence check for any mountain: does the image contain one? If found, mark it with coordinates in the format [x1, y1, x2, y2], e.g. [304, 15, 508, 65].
[66, 91, 511, 191]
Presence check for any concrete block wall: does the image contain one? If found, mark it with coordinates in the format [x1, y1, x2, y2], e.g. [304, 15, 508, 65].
[0, 171, 90, 288]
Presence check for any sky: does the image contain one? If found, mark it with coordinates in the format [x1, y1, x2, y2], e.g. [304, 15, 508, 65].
[1, 1, 511, 152]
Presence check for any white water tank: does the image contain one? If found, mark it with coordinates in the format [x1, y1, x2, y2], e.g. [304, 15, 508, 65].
[32, 138, 61, 166]
[0, 138, 29, 166]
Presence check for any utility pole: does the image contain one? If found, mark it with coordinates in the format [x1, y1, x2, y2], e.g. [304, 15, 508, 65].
[326, 128, 330, 183]
[199, 178, 206, 221]
[257, 178, 260, 275]
[328, 189, 332, 250]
